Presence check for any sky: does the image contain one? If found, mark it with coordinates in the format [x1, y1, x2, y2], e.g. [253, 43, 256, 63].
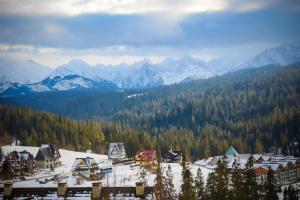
[0, 0, 300, 67]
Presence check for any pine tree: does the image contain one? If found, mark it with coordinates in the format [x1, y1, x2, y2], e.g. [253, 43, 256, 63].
[284, 185, 298, 200]
[205, 172, 217, 200]
[214, 158, 230, 200]
[180, 155, 196, 200]
[165, 164, 176, 200]
[155, 152, 165, 200]
[231, 158, 244, 200]
[194, 167, 205, 200]
[264, 166, 278, 200]
[243, 155, 261, 200]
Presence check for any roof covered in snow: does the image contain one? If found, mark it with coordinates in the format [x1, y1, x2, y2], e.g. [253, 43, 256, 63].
[108, 143, 126, 159]
[35, 144, 61, 161]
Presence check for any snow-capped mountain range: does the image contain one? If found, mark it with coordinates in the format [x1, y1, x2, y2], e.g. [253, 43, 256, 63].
[1, 43, 300, 97]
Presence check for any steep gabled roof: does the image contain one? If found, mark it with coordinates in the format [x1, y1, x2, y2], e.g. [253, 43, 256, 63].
[135, 150, 156, 161]
[108, 143, 126, 159]
[225, 146, 239, 156]
[72, 157, 98, 170]
[35, 144, 60, 161]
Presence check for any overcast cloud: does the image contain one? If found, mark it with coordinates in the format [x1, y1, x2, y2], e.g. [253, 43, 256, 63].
[0, 0, 299, 66]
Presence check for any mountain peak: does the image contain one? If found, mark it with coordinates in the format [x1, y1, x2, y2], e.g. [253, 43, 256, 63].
[67, 59, 90, 67]
[179, 55, 206, 65]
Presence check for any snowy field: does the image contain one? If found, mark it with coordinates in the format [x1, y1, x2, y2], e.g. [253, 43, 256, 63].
[0, 145, 211, 194]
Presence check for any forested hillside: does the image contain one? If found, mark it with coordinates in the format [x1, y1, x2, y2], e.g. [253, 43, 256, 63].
[113, 64, 300, 157]
[0, 105, 158, 156]
[1, 64, 300, 160]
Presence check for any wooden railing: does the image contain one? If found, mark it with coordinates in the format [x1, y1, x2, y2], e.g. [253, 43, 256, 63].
[0, 182, 155, 199]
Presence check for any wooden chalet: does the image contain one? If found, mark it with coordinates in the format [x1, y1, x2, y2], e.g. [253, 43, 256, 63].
[72, 157, 99, 176]
[163, 149, 183, 163]
[35, 144, 61, 169]
[3, 150, 36, 177]
[135, 150, 157, 169]
[108, 143, 126, 160]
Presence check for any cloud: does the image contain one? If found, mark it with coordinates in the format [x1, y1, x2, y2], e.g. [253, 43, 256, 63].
[0, 0, 300, 67]
[229, 0, 300, 12]
[0, 0, 228, 16]
[1, 0, 299, 17]
[0, 43, 166, 67]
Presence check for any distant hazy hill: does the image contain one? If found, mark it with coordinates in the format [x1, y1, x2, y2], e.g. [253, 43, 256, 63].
[0, 57, 52, 83]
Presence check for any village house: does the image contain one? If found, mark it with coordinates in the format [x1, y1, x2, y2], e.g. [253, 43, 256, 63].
[135, 150, 157, 169]
[72, 157, 99, 176]
[195, 146, 300, 185]
[108, 143, 126, 160]
[35, 144, 61, 169]
[163, 149, 183, 163]
[3, 150, 36, 177]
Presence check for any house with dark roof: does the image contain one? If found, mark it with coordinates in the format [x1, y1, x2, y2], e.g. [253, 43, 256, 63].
[35, 144, 61, 169]
[163, 149, 183, 163]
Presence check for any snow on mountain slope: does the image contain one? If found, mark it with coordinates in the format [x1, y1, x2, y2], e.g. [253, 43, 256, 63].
[207, 58, 243, 75]
[0, 76, 12, 93]
[0, 76, 33, 97]
[2, 43, 299, 96]
[31, 74, 118, 92]
[241, 43, 300, 69]
[0, 83, 32, 97]
[0, 74, 118, 96]
[155, 56, 214, 84]
[0, 56, 52, 83]
[49, 59, 101, 80]
[116, 61, 164, 88]
[48, 57, 215, 89]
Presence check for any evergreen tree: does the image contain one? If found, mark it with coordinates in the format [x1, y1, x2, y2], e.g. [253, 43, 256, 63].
[231, 158, 244, 200]
[264, 166, 278, 200]
[214, 158, 230, 200]
[243, 155, 261, 200]
[155, 152, 165, 200]
[164, 164, 176, 200]
[284, 185, 298, 200]
[180, 155, 196, 200]
[194, 167, 205, 200]
[205, 172, 217, 200]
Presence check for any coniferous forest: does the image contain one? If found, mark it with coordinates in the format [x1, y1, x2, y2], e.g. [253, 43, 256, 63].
[1, 64, 300, 160]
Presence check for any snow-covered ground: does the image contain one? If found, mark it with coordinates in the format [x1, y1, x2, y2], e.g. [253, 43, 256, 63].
[0, 145, 211, 195]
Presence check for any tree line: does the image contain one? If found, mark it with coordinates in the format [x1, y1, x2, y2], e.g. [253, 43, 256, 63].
[154, 154, 299, 200]
[1, 103, 300, 161]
